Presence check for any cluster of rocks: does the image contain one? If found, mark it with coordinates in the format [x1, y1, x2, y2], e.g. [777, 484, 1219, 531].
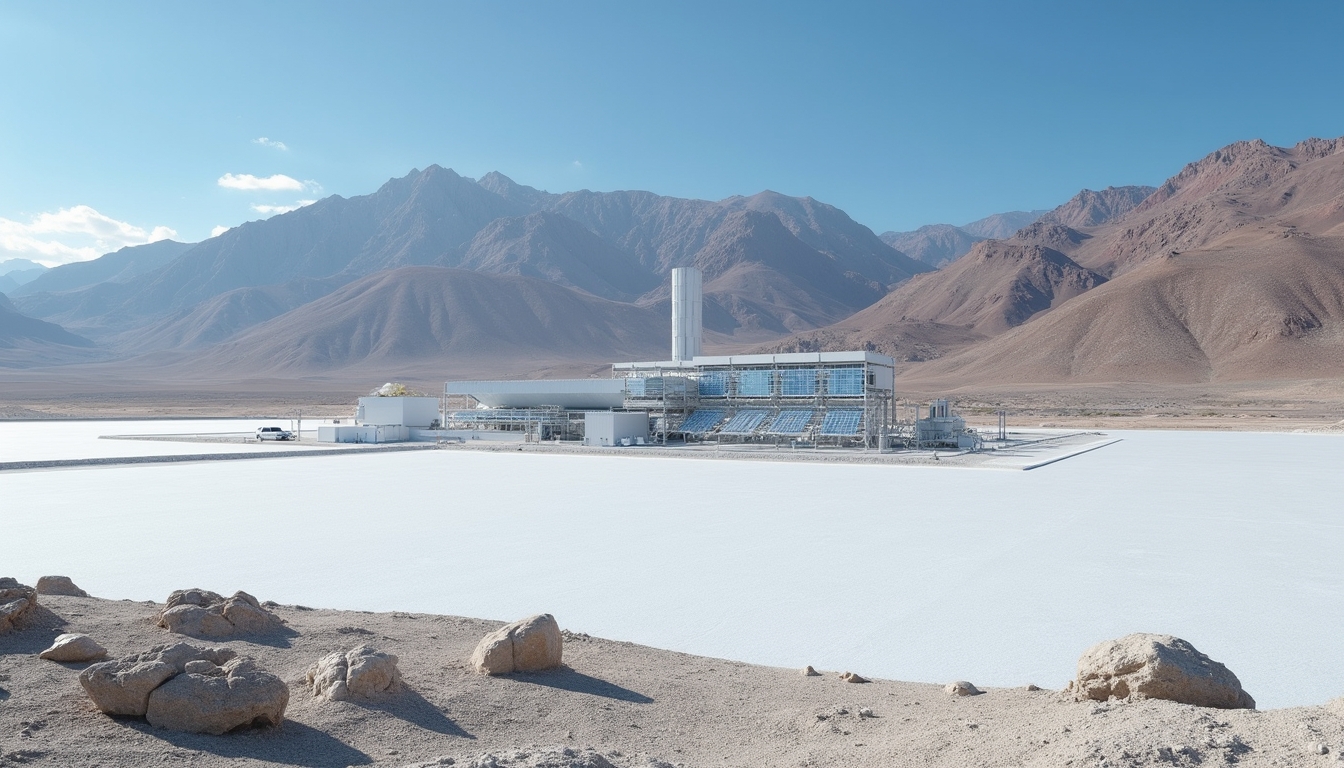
[7, 575, 570, 738]
[79, 643, 288, 735]
[157, 588, 285, 638]
[13, 571, 1264, 755]
[0, 577, 38, 633]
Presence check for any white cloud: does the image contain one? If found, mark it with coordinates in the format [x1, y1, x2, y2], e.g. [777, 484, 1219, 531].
[253, 137, 288, 151]
[0, 205, 178, 266]
[218, 173, 306, 192]
[211, 225, 229, 238]
[250, 199, 317, 217]
[572, 160, 583, 169]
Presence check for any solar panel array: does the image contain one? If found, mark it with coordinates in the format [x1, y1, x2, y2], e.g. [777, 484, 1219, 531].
[819, 409, 863, 435]
[737, 370, 773, 397]
[826, 367, 865, 396]
[719, 409, 769, 435]
[780, 368, 818, 396]
[677, 409, 726, 434]
[697, 372, 729, 397]
[766, 409, 813, 435]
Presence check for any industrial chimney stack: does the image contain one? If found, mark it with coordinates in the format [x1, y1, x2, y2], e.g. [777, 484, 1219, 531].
[670, 266, 702, 362]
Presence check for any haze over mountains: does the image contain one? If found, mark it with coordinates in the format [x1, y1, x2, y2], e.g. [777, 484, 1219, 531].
[4, 136, 1344, 387]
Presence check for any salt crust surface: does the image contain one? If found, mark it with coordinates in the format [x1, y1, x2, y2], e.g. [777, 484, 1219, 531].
[0, 419, 320, 462]
[4, 425, 1343, 709]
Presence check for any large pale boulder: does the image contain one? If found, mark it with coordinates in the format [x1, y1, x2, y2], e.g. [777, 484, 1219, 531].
[308, 645, 402, 701]
[36, 575, 88, 597]
[39, 633, 107, 663]
[79, 643, 236, 716]
[145, 657, 289, 734]
[157, 589, 284, 638]
[0, 578, 38, 633]
[470, 614, 563, 675]
[1069, 633, 1255, 710]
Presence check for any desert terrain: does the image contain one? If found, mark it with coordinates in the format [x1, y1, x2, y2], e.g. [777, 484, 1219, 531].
[4, 592, 1344, 768]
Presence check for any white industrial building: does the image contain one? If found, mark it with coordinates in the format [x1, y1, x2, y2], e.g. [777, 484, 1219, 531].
[324, 266, 979, 451]
[318, 396, 440, 444]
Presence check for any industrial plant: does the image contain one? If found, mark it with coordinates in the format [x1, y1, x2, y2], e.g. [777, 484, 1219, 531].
[320, 267, 989, 454]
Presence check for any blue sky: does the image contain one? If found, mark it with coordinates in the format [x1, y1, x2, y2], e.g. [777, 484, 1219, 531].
[2, 1, 1342, 264]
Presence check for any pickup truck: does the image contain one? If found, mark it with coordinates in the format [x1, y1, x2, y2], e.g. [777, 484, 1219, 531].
[255, 426, 294, 441]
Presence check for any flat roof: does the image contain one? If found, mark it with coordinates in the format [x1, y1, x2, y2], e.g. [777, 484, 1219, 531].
[446, 379, 627, 410]
[613, 350, 894, 370]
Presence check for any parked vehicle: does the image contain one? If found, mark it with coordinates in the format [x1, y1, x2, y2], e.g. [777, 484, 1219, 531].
[255, 426, 294, 441]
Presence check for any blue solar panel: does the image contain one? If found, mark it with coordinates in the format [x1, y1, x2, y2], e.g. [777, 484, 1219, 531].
[698, 372, 729, 397]
[826, 367, 865, 396]
[737, 370, 773, 397]
[780, 368, 817, 396]
[677, 409, 725, 435]
[766, 409, 813, 434]
[720, 409, 769, 435]
[820, 409, 863, 435]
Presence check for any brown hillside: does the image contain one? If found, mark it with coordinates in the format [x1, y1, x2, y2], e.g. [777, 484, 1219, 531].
[1070, 137, 1344, 276]
[902, 229, 1344, 385]
[1037, 185, 1156, 229]
[776, 136, 1344, 385]
[179, 267, 668, 375]
[839, 237, 1105, 336]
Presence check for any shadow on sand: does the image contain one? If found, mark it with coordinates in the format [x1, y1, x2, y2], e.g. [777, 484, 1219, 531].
[130, 719, 373, 767]
[510, 666, 654, 703]
[357, 685, 474, 738]
[232, 625, 302, 649]
[0, 607, 69, 655]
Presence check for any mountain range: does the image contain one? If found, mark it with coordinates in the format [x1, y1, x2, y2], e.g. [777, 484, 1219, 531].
[773, 139, 1344, 386]
[3, 136, 1343, 388]
[8, 167, 928, 361]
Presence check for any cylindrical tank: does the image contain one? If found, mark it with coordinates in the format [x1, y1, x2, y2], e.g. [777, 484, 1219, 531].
[671, 267, 702, 361]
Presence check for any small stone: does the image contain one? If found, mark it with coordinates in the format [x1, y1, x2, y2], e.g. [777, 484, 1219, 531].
[36, 576, 88, 597]
[945, 680, 983, 696]
[470, 614, 563, 675]
[801, 665, 820, 677]
[858, 707, 875, 718]
[1025, 684, 1042, 691]
[1310, 742, 1330, 755]
[39, 633, 107, 663]
[308, 645, 401, 701]
[840, 672, 869, 684]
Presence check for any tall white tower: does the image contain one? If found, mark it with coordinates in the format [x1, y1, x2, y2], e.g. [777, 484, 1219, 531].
[670, 266, 702, 362]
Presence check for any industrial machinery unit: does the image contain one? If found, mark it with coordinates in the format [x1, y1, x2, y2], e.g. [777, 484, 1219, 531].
[613, 350, 895, 448]
[435, 266, 980, 453]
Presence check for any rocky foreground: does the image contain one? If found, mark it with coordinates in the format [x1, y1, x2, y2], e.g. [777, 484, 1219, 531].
[2, 579, 1344, 767]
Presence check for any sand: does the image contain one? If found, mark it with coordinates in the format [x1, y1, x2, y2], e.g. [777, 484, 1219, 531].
[3, 594, 1343, 767]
